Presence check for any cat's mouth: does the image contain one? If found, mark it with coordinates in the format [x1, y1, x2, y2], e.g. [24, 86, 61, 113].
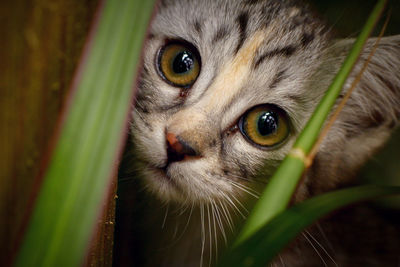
[148, 163, 185, 193]
[156, 165, 173, 181]
[141, 163, 194, 203]
[140, 156, 235, 204]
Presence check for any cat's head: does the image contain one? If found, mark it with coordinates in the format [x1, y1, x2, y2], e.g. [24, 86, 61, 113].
[130, 0, 400, 205]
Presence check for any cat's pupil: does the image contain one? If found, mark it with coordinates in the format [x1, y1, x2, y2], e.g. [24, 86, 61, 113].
[257, 111, 278, 136]
[172, 51, 194, 74]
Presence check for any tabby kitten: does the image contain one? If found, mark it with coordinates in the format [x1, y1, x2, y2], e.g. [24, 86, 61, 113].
[116, 0, 400, 266]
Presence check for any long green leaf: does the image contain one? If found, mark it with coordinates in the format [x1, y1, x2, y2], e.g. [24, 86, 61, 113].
[219, 185, 400, 267]
[14, 1, 156, 266]
[234, 0, 387, 244]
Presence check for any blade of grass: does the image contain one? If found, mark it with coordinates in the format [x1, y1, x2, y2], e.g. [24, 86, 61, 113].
[219, 185, 400, 267]
[13, 1, 156, 266]
[307, 12, 390, 163]
[234, 0, 387, 245]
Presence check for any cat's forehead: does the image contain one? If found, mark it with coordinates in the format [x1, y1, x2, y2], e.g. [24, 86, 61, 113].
[150, 0, 327, 82]
[152, 0, 322, 44]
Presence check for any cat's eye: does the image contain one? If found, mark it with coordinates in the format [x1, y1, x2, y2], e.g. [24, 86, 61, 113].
[157, 41, 201, 87]
[239, 104, 290, 148]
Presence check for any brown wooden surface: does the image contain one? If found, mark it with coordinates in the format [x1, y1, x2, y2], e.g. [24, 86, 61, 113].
[83, 179, 118, 267]
[0, 0, 116, 266]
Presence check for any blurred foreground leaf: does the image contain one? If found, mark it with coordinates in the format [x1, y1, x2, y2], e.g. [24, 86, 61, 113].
[14, 1, 156, 266]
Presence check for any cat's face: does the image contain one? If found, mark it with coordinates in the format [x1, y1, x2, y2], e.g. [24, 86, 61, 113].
[131, 0, 328, 204]
[130, 0, 400, 204]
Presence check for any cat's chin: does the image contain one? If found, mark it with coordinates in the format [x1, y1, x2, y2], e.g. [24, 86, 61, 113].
[139, 160, 240, 205]
[141, 166, 188, 203]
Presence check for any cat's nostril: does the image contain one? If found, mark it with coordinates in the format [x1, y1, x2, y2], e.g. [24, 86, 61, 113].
[166, 132, 198, 163]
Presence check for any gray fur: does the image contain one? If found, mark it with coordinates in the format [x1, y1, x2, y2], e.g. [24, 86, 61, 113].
[123, 0, 400, 266]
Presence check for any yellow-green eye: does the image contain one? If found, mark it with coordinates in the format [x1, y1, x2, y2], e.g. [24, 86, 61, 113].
[239, 104, 290, 148]
[157, 41, 200, 87]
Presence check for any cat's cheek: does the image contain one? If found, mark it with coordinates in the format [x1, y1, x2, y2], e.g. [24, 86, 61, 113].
[223, 134, 267, 170]
[222, 131, 296, 183]
[131, 111, 169, 167]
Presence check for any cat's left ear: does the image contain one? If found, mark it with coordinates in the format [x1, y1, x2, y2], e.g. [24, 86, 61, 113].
[328, 35, 400, 135]
[303, 35, 400, 195]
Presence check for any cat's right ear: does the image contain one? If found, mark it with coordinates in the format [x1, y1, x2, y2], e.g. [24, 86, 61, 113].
[303, 35, 400, 196]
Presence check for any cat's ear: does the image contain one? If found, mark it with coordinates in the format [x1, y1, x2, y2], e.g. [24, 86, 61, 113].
[304, 35, 400, 195]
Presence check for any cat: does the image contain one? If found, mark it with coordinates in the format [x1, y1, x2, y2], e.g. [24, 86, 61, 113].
[114, 0, 400, 266]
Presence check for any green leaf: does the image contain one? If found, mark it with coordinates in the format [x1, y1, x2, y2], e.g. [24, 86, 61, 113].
[234, 0, 387, 245]
[14, 1, 156, 266]
[219, 185, 400, 267]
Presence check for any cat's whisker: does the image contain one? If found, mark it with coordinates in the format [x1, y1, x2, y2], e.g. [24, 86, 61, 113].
[161, 204, 169, 229]
[172, 219, 179, 240]
[177, 201, 190, 216]
[302, 232, 328, 267]
[167, 202, 194, 248]
[206, 203, 213, 267]
[278, 254, 286, 267]
[304, 230, 338, 267]
[218, 199, 235, 233]
[220, 192, 246, 219]
[210, 201, 219, 263]
[232, 174, 262, 185]
[228, 180, 260, 199]
[316, 223, 336, 256]
[230, 193, 249, 215]
[228, 173, 267, 185]
[139, 182, 151, 194]
[212, 199, 228, 246]
[200, 203, 205, 267]
[118, 167, 142, 180]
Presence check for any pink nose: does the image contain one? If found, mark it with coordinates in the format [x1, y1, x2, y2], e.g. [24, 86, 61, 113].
[166, 132, 197, 163]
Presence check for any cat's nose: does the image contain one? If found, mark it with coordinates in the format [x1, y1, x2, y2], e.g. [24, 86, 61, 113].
[166, 132, 198, 163]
